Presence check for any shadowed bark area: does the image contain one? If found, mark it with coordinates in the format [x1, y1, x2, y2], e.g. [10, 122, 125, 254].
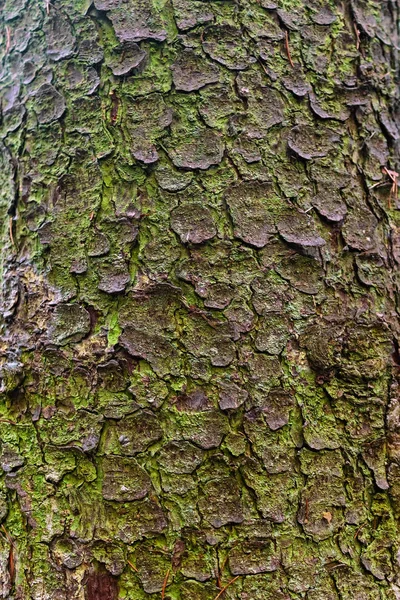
[0, 0, 400, 598]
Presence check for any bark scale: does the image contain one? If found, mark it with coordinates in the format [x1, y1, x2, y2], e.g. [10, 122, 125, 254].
[0, 0, 400, 598]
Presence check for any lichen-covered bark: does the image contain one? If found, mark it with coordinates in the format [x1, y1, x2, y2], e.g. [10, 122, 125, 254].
[0, 0, 399, 598]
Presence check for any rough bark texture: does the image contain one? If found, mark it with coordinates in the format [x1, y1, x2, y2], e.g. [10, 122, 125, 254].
[0, 0, 400, 598]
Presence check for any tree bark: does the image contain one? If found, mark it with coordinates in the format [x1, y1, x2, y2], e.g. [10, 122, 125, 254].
[0, 0, 400, 598]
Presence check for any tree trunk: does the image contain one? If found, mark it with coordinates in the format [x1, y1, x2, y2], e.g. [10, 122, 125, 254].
[0, 0, 399, 598]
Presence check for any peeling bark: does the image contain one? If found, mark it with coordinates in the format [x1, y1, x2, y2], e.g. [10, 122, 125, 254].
[0, 0, 400, 599]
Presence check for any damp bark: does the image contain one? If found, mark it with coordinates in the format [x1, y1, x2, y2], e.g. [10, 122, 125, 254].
[0, 0, 400, 599]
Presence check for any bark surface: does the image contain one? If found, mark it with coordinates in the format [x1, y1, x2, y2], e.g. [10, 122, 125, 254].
[0, 0, 400, 598]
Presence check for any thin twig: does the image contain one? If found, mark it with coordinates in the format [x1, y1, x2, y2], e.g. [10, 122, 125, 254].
[368, 181, 390, 190]
[369, 167, 399, 209]
[257, 56, 269, 77]
[213, 576, 240, 600]
[327, 562, 348, 571]
[217, 554, 229, 589]
[354, 522, 366, 539]
[285, 30, 294, 68]
[161, 569, 170, 600]
[9, 218, 14, 247]
[1, 524, 15, 583]
[1, 526, 14, 546]
[354, 23, 361, 50]
[8, 544, 14, 583]
[127, 560, 138, 572]
[383, 166, 399, 199]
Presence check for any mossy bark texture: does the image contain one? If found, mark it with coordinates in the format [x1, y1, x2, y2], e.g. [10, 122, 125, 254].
[0, 0, 400, 598]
